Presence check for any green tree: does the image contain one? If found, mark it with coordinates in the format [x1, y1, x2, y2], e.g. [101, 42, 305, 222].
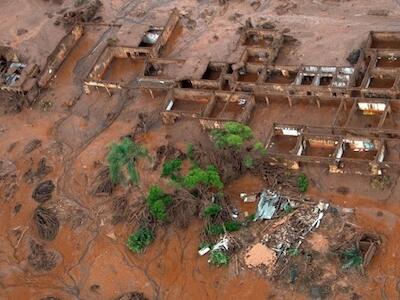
[342, 247, 363, 270]
[211, 122, 253, 149]
[183, 165, 223, 190]
[146, 185, 172, 221]
[209, 250, 230, 266]
[127, 227, 154, 253]
[297, 174, 309, 193]
[224, 220, 242, 232]
[107, 138, 149, 185]
[243, 155, 254, 169]
[161, 159, 183, 181]
[203, 203, 222, 218]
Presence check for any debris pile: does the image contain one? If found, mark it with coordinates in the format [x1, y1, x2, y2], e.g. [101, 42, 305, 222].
[56, 0, 103, 26]
[33, 207, 60, 241]
[152, 144, 186, 171]
[24, 158, 53, 183]
[32, 180, 56, 203]
[335, 231, 381, 272]
[0, 159, 17, 202]
[132, 112, 160, 140]
[114, 292, 148, 300]
[28, 239, 59, 272]
[23, 139, 42, 154]
[239, 189, 330, 277]
[254, 190, 295, 220]
[262, 200, 328, 259]
[91, 166, 114, 196]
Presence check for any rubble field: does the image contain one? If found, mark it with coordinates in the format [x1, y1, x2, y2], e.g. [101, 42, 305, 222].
[1, 0, 400, 299]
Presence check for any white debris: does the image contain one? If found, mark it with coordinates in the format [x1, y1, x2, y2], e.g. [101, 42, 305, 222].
[198, 246, 211, 256]
[212, 236, 229, 251]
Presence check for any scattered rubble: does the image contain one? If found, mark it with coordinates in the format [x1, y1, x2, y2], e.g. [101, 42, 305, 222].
[23, 139, 42, 154]
[114, 292, 148, 300]
[132, 112, 159, 139]
[347, 49, 361, 65]
[370, 175, 391, 190]
[0, 159, 17, 202]
[91, 166, 114, 196]
[28, 239, 60, 272]
[32, 180, 56, 203]
[56, 0, 103, 26]
[152, 144, 186, 171]
[33, 207, 60, 241]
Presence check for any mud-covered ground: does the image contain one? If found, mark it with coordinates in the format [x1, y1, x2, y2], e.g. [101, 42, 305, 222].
[1, 0, 400, 299]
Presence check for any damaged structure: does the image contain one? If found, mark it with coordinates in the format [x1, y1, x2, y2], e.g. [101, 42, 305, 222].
[265, 123, 400, 175]
[0, 46, 40, 104]
[83, 9, 180, 93]
[0, 25, 84, 106]
[4, 7, 400, 175]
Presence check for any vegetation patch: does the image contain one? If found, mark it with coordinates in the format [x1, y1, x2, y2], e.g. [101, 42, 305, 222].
[297, 173, 309, 193]
[203, 203, 222, 218]
[209, 250, 230, 266]
[211, 122, 253, 150]
[224, 220, 242, 232]
[161, 158, 183, 181]
[183, 165, 223, 190]
[342, 247, 363, 270]
[146, 186, 172, 221]
[107, 138, 149, 185]
[127, 227, 155, 253]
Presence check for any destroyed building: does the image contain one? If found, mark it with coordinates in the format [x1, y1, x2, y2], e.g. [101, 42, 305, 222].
[3, 8, 399, 175]
[0, 25, 84, 107]
[0, 46, 39, 103]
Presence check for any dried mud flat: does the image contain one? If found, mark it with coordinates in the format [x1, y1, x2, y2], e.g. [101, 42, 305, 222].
[1, 0, 400, 299]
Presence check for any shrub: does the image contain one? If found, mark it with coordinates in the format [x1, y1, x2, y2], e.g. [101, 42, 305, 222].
[297, 174, 309, 193]
[107, 138, 149, 185]
[211, 122, 253, 150]
[253, 141, 267, 155]
[342, 247, 363, 269]
[186, 143, 195, 160]
[245, 213, 255, 222]
[287, 247, 300, 256]
[161, 159, 183, 181]
[183, 165, 223, 190]
[207, 224, 224, 235]
[127, 227, 154, 253]
[224, 221, 241, 232]
[146, 186, 172, 221]
[209, 250, 230, 266]
[243, 155, 253, 169]
[203, 204, 222, 218]
[283, 202, 293, 214]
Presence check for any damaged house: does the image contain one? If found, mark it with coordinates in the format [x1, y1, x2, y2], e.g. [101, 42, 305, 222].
[0, 46, 39, 105]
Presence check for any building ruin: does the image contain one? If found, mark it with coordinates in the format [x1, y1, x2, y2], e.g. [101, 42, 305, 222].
[3, 9, 400, 175]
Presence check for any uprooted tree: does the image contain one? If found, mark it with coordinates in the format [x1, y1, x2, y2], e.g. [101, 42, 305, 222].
[107, 138, 150, 185]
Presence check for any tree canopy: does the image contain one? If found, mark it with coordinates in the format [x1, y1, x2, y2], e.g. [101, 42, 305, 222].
[211, 122, 253, 149]
[107, 138, 149, 185]
[182, 165, 223, 190]
[146, 185, 172, 221]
